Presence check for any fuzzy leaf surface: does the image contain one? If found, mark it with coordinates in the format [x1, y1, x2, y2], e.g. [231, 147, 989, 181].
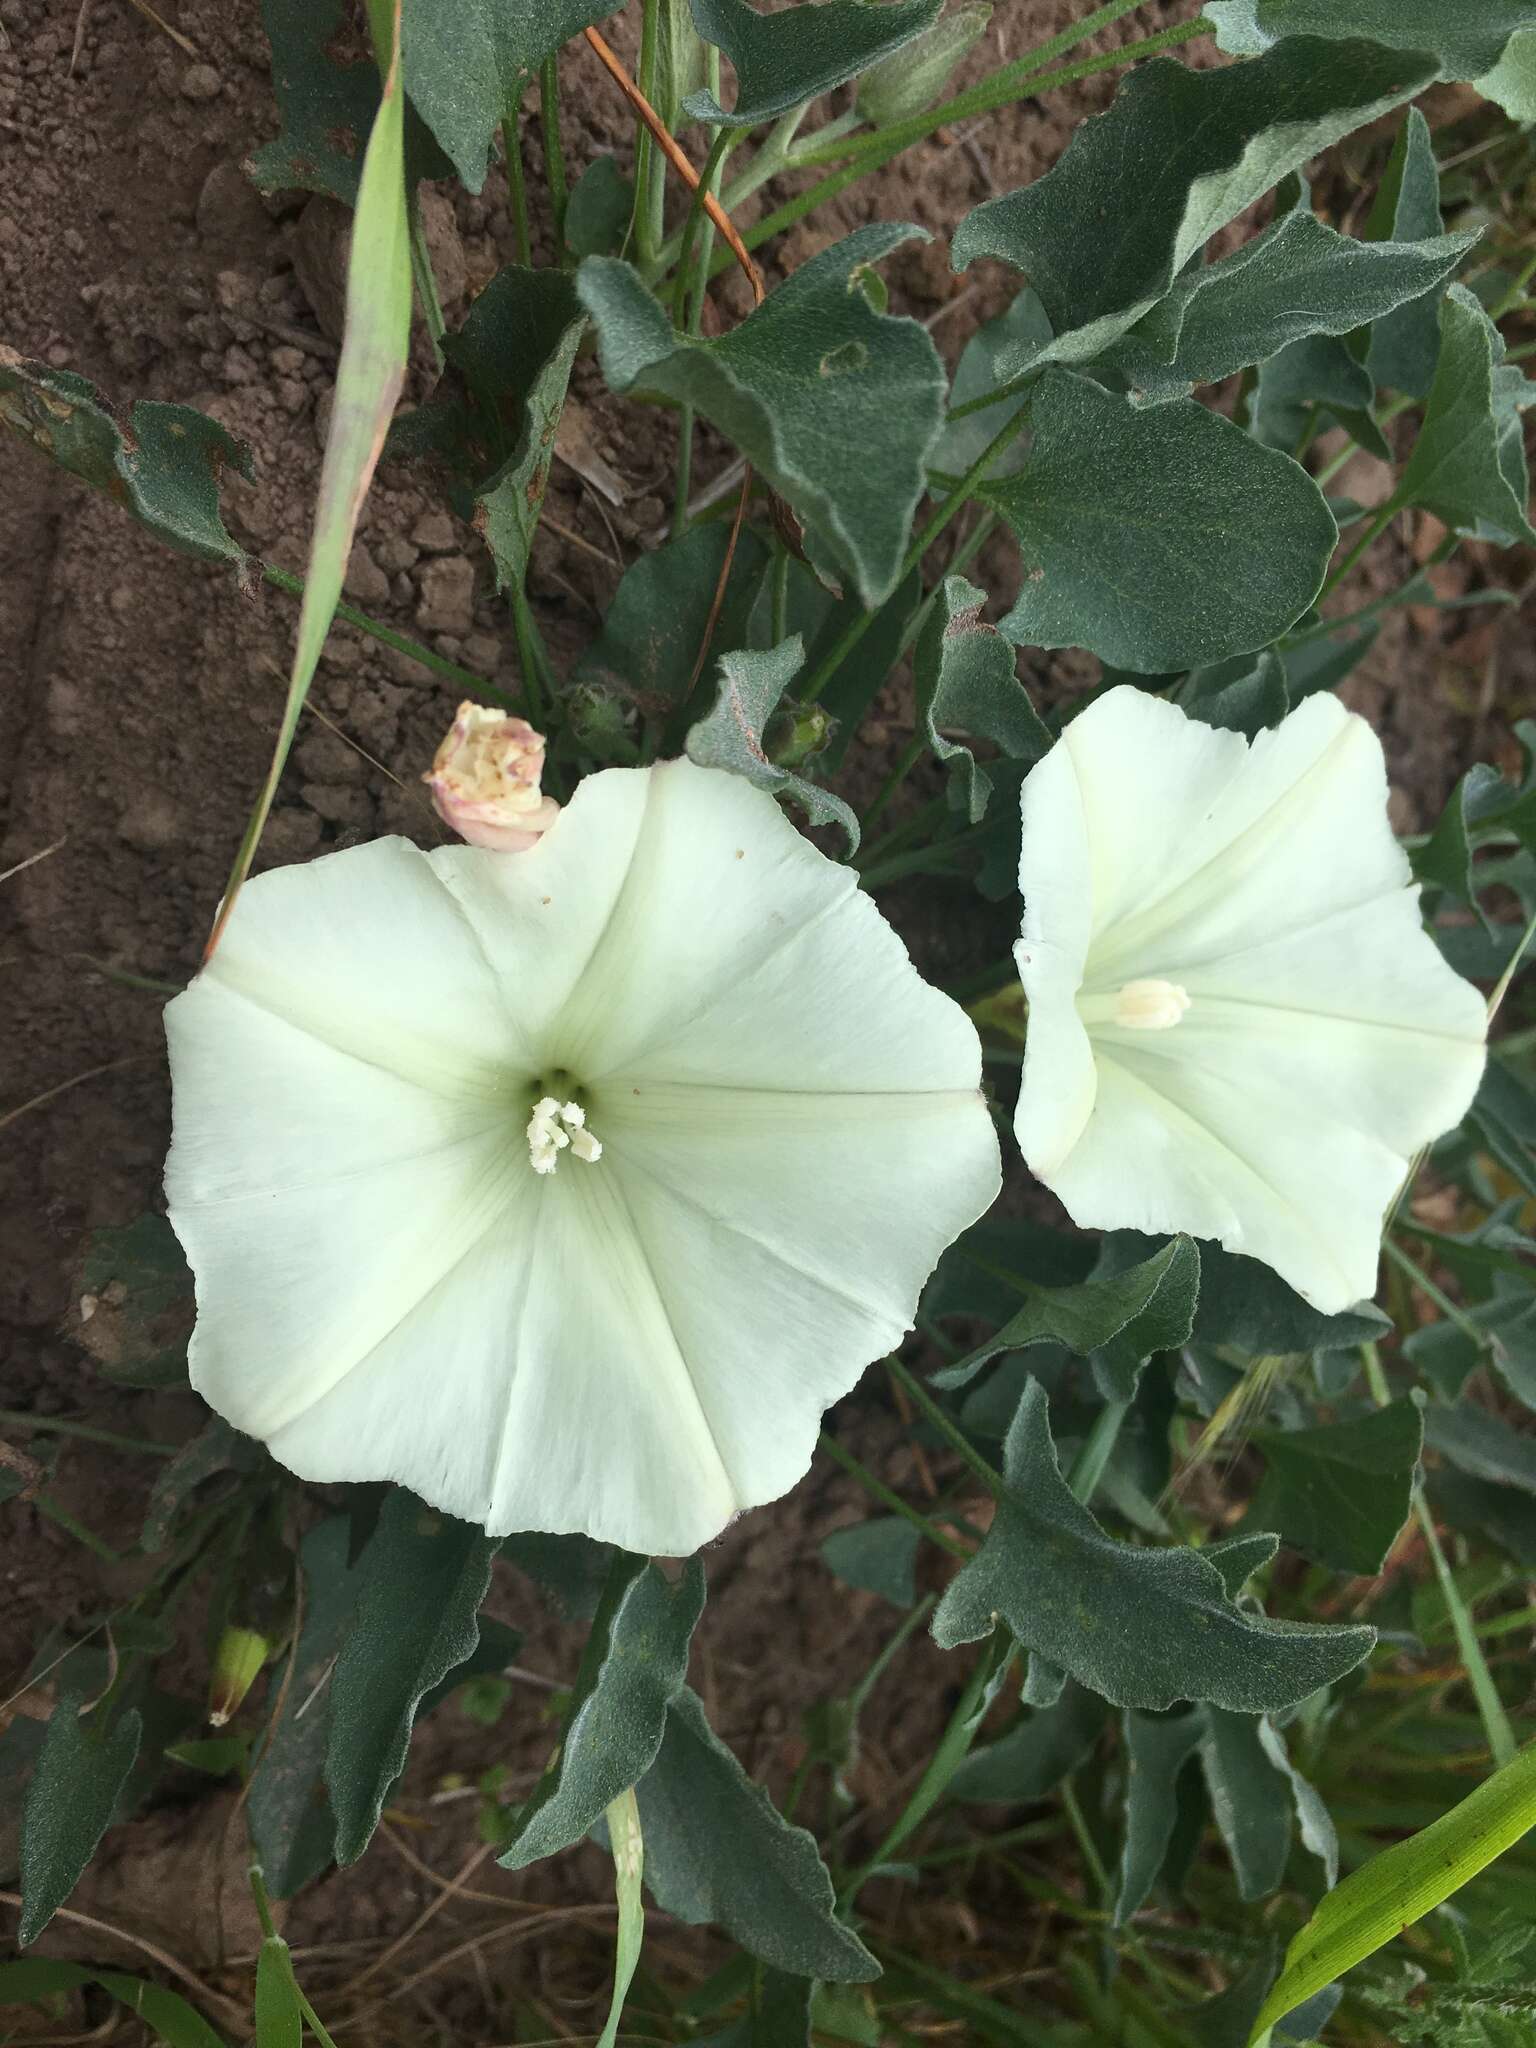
[1366, 108, 1451, 398]
[687, 638, 859, 848]
[952, 40, 1436, 369]
[325, 1490, 500, 1864]
[1207, 1, 1536, 79]
[500, 1558, 705, 1870]
[636, 1688, 880, 1982]
[1399, 287, 1536, 545]
[685, 0, 940, 125]
[1249, 1403, 1423, 1574]
[581, 228, 946, 604]
[18, 1696, 142, 1945]
[914, 576, 1050, 821]
[931, 1382, 1376, 1713]
[983, 371, 1335, 671]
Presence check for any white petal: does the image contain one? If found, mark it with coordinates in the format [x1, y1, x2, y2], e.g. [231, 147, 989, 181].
[1012, 686, 1487, 1311]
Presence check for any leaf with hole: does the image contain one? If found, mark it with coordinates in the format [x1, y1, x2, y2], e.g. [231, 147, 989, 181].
[686, 638, 859, 849]
[685, 0, 941, 125]
[981, 370, 1336, 672]
[951, 39, 1436, 371]
[931, 1380, 1375, 1713]
[634, 1687, 879, 1982]
[325, 1489, 500, 1865]
[500, 1556, 705, 1870]
[581, 227, 947, 605]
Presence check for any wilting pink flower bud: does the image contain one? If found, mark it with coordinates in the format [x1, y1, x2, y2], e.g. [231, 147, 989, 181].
[423, 702, 560, 852]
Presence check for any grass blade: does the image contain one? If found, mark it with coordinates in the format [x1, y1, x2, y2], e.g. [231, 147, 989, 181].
[204, 0, 410, 959]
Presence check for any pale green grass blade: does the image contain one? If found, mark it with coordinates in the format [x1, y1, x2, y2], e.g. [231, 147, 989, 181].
[205, 0, 409, 959]
[597, 1787, 645, 2048]
[1249, 1743, 1536, 2043]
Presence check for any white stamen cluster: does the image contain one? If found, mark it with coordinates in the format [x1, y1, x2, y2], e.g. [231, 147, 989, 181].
[1112, 978, 1192, 1031]
[527, 1096, 603, 1175]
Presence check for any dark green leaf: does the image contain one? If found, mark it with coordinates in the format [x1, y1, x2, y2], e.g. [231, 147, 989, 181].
[501, 1530, 616, 1620]
[1115, 1708, 1204, 1922]
[812, 566, 923, 769]
[574, 521, 770, 712]
[927, 1216, 1097, 1326]
[1250, 331, 1380, 452]
[1471, 1061, 1536, 1203]
[1399, 287, 1536, 547]
[1414, 764, 1529, 925]
[247, 1517, 361, 1898]
[1162, 1234, 1390, 1355]
[566, 156, 636, 259]
[951, 40, 1436, 370]
[76, 1214, 194, 1389]
[914, 575, 1050, 822]
[821, 1518, 921, 1607]
[499, 1556, 705, 1870]
[1110, 210, 1472, 401]
[1249, 1403, 1422, 1574]
[142, 1419, 261, 1553]
[254, 1938, 301, 2048]
[932, 292, 1045, 481]
[1426, 1402, 1536, 1498]
[635, 1687, 880, 1982]
[686, 638, 860, 848]
[402, 1, 617, 190]
[1431, 1471, 1536, 1570]
[417, 1616, 524, 1721]
[1367, 109, 1452, 399]
[19, 1695, 142, 1945]
[1182, 651, 1291, 736]
[1200, 1707, 1295, 1902]
[685, 0, 941, 126]
[325, 1490, 499, 1865]
[931, 1380, 1375, 1712]
[1258, 1714, 1338, 1890]
[1280, 619, 1380, 699]
[950, 1679, 1106, 1802]
[932, 1234, 1199, 1397]
[983, 370, 1335, 672]
[0, 356, 252, 578]
[703, 1971, 815, 2047]
[581, 227, 947, 605]
[0, 1961, 227, 2048]
[249, 0, 381, 205]
[1207, 1, 1536, 80]
[387, 265, 585, 593]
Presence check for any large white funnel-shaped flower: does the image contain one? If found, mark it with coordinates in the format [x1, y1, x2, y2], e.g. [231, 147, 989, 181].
[1013, 687, 1487, 1314]
[166, 760, 1000, 1555]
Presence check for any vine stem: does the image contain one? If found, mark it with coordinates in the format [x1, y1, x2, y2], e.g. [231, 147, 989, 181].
[540, 55, 568, 259]
[501, 116, 532, 266]
[1317, 494, 1403, 603]
[0, 1409, 178, 1457]
[260, 564, 507, 703]
[886, 1356, 1004, 1494]
[817, 1431, 970, 1559]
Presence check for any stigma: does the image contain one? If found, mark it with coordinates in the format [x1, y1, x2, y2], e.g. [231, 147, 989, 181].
[1112, 979, 1191, 1031]
[527, 1097, 604, 1175]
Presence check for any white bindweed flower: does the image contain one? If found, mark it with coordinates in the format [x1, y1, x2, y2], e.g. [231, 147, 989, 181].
[166, 759, 1000, 1555]
[1013, 686, 1487, 1313]
[424, 701, 560, 852]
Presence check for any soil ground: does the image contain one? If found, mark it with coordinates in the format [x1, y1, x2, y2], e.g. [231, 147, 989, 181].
[1, 1, 1531, 2039]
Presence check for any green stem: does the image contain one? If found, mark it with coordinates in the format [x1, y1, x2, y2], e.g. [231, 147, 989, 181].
[1489, 246, 1536, 322]
[30, 1493, 125, 1566]
[260, 563, 506, 703]
[673, 128, 733, 330]
[858, 820, 992, 889]
[1487, 899, 1536, 1021]
[250, 1866, 342, 2048]
[818, 1431, 969, 1559]
[510, 580, 547, 727]
[1383, 1238, 1488, 1353]
[1415, 1491, 1518, 1769]
[407, 194, 447, 374]
[862, 735, 927, 835]
[0, 1410, 177, 1457]
[1067, 1400, 1130, 1506]
[856, 793, 950, 875]
[501, 117, 532, 267]
[1314, 394, 1415, 489]
[704, 19, 1210, 278]
[841, 1629, 1012, 1897]
[1318, 494, 1402, 604]
[541, 55, 568, 261]
[886, 1356, 1004, 1495]
[796, 410, 1027, 708]
[634, 0, 665, 265]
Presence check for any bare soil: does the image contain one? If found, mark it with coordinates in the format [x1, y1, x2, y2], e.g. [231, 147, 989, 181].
[1, 0, 1530, 2036]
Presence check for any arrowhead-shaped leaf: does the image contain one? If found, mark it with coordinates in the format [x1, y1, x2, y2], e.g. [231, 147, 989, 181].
[821, 1518, 921, 1607]
[949, 1680, 1107, 1802]
[19, 1695, 142, 1945]
[1207, 1, 1536, 81]
[685, 0, 940, 126]
[0, 355, 252, 577]
[931, 292, 1045, 481]
[1398, 287, 1536, 546]
[932, 1234, 1199, 1396]
[1182, 651, 1291, 736]
[914, 575, 1050, 821]
[580, 227, 947, 605]
[635, 1687, 880, 1982]
[951, 40, 1436, 371]
[573, 522, 771, 712]
[325, 1490, 500, 1865]
[1366, 108, 1452, 399]
[982, 369, 1336, 671]
[387, 265, 585, 594]
[500, 1556, 705, 1870]
[1115, 1708, 1204, 1921]
[1250, 1404, 1423, 1575]
[402, 1, 618, 190]
[686, 638, 860, 848]
[931, 1380, 1376, 1713]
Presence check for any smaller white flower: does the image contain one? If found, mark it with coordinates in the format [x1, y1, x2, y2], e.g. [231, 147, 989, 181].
[424, 701, 560, 852]
[1012, 686, 1488, 1313]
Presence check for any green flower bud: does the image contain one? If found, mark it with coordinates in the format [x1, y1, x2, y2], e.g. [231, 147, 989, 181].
[766, 703, 834, 769]
[208, 1625, 273, 1727]
[567, 685, 642, 764]
[857, 4, 992, 127]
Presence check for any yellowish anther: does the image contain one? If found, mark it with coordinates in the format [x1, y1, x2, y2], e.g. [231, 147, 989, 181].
[1113, 978, 1191, 1031]
[527, 1096, 603, 1174]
